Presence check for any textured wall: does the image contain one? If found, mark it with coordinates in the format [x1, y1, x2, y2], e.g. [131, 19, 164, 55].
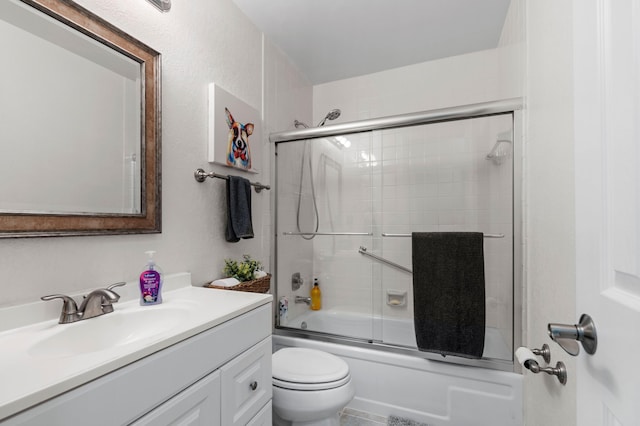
[0, 0, 311, 306]
[523, 0, 577, 424]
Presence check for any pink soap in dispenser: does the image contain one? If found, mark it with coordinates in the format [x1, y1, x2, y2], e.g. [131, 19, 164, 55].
[140, 250, 163, 305]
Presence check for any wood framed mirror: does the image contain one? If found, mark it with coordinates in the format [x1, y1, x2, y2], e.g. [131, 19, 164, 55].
[0, 0, 161, 238]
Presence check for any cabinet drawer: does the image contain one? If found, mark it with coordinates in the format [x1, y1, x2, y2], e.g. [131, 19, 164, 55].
[247, 401, 272, 426]
[130, 370, 221, 426]
[220, 337, 272, 426]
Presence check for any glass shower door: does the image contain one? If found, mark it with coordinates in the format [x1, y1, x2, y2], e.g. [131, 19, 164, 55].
[275, 131, 379, 342]
[274, 112, 515, 363]
[376, 114, 514, 361]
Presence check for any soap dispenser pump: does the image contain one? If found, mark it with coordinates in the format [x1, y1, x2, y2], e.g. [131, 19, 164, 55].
[310, 278, 321, 310]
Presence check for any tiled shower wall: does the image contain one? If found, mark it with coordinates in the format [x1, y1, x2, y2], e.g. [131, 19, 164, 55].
[373, 115, 514, 349]
[277, 113, 514, 354]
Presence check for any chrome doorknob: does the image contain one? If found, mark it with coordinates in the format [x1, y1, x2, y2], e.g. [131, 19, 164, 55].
[548, 313, 597, 356]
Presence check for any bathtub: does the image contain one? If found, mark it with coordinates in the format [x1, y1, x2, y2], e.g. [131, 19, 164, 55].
[286, 307, 513, 361]
[275, 310, 522, 426]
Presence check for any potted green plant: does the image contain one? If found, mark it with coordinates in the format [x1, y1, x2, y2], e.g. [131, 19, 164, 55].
[223, 254, 262, 282]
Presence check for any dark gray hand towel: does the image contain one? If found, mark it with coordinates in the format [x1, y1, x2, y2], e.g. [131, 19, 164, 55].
[412, 232, 485, 359]
[225, 175, 254, 242]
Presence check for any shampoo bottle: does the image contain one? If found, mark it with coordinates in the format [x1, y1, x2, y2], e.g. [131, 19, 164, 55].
[310, 278, 321, 310]
[140, 250, 163, 306]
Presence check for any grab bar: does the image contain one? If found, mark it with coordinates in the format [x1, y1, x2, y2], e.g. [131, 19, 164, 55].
[382, 233, 505, 238]
[358, 246, 412, 274]
[283, 232, 373, 236]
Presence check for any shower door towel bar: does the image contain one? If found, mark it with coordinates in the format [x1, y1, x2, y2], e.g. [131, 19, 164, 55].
[283, 232, 373, 236]
[194, 168, 270, 193]
[382, 233, 505, 238]
[358, 246, 413, 274]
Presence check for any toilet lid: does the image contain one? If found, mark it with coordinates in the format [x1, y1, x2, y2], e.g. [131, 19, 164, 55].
[272, 348, 350, 385]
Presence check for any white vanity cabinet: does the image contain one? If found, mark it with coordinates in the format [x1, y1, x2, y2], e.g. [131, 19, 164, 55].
[131, 370, 222, 425]
[2, 303, 272, 426]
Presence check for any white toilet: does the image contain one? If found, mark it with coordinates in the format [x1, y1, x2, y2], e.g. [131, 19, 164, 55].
[272, 347, 355, 426]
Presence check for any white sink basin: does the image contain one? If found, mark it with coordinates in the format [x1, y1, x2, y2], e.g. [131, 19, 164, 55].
[28, 304, 192, 358]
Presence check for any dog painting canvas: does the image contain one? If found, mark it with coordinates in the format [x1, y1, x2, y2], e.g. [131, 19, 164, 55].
[225, 107, 253, 169]
[209, 84, 261, 173]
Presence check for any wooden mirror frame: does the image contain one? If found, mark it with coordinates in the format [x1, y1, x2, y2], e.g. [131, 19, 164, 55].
[0, 0, 161, 238]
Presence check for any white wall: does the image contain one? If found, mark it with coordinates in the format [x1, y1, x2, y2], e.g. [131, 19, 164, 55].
[0, 0, 311, 307]
[313, 46, 522, 124]
[263, 34, 313, 323]
[523, 0, 577, 425]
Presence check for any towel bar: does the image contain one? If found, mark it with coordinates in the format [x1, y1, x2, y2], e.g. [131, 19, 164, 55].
[382, 233, 505, 238]
[283, 232, 373, 236]
[194, 168, 270, 193]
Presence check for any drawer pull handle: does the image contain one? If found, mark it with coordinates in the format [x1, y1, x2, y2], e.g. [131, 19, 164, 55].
[249, 381, 258, 391]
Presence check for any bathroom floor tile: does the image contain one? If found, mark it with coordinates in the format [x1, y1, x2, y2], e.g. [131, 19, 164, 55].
[340, 408, 387, 425]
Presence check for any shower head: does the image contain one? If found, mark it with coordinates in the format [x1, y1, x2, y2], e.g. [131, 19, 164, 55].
[317, 109, 341, 127]
[486, 131, 512, 165]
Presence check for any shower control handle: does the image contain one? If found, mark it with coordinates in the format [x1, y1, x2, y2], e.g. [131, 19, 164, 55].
[292, 272, 303, 291]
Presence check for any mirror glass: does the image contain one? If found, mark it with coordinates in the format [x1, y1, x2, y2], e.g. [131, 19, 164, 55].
[0, 0, 161, 237]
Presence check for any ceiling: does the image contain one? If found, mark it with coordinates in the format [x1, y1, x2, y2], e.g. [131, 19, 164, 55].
[232, 0, 512, 85]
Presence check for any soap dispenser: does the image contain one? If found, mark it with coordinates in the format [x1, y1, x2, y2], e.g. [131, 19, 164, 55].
[140, 250, 163, 306]
[310, 278, 322, 310]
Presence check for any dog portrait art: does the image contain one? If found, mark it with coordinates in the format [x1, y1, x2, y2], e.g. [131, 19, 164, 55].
[225, 107, 253, 170]
[209, 83, 261, 172]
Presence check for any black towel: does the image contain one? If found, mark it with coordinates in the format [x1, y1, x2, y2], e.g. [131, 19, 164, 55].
[225, 175, 254, 242]
[412, 232, 485, 359]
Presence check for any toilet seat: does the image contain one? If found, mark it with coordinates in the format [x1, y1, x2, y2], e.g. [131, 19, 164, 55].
[272, 348, 350, 391]
[272, 375, 351, 391]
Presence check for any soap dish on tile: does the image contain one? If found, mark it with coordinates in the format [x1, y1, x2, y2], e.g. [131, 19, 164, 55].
[386, 290, 407, 307]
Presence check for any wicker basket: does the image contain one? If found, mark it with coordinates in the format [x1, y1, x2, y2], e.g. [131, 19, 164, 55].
[206, 274, 271, 293]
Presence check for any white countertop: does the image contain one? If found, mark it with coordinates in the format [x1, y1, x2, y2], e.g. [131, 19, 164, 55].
[0, 273, 272, 421]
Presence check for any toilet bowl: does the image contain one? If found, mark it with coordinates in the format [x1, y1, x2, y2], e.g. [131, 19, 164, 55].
[272, 347, 355, 426]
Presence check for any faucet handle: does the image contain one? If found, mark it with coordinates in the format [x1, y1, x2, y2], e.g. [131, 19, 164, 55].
[41, 294, 80, 324]
[107, 281, 126, 290]
[106, 281, 126, 293]
[101, 282, 126, 313]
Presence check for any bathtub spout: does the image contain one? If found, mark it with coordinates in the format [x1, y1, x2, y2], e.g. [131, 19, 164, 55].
[295, 296, 311, 305]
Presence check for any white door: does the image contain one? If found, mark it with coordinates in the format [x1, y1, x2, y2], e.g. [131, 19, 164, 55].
[574, 1, 640, 424]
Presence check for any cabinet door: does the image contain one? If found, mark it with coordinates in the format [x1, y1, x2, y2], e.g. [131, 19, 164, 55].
[246, 401, 272, 426]
[221, 337, 272, 426]
[130, 370, 221, 426]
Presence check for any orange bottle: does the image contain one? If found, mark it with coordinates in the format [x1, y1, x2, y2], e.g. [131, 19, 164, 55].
[310, 278, 322, 310]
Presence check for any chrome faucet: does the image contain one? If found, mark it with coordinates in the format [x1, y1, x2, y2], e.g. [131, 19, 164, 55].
[41, 282, 126, 324]
[295, 296, 311, 306]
